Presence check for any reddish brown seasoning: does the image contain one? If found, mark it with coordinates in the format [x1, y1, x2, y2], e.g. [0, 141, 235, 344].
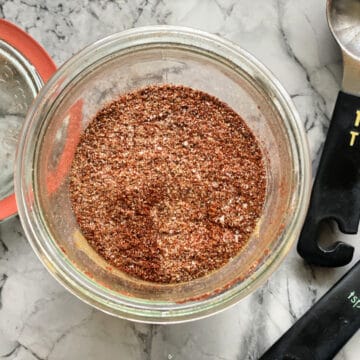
[69, 84, 266, 283]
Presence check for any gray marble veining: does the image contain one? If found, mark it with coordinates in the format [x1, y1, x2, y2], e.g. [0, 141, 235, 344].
[0, 0, 359, 359]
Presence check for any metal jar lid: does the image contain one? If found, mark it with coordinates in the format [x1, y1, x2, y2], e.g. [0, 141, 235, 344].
[0, 19, 56, 221]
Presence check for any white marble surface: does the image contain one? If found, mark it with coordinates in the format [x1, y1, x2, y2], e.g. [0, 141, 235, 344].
[0, 0, 359, 359]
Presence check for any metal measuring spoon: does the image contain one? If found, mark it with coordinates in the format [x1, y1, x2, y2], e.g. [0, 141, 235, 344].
[329, 0, 360, 94]
[298, 0, 360, 267]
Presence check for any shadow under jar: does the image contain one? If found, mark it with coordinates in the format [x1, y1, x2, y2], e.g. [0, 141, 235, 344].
[15, 26, 311, 323]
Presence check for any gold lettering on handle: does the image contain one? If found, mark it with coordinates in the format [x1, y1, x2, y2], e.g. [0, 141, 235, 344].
[355, 110, 360, 127]
[350, 131, 359, 146]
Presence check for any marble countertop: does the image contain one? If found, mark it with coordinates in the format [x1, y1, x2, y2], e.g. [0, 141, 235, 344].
[0, 0, 359, 359]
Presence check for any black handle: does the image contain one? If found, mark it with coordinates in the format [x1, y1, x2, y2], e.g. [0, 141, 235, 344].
[259, 260, 360, 360]
[297, 91, 360, 267]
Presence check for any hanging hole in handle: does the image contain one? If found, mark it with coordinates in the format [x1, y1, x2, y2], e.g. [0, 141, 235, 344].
[318, 218, 358, 259]
[298, 215, 355, 267]
[313, 217, 355, 266]
[317, 218, 342, 251]
[317, 217, 358, 252]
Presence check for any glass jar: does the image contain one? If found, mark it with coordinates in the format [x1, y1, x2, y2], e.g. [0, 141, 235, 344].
[15, 26, 311, 323]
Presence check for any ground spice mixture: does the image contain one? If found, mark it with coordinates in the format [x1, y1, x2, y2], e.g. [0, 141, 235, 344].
[69, 84, 266, 283]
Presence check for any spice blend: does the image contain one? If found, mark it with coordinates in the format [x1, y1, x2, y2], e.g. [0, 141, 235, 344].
[69, 84, 266, 283]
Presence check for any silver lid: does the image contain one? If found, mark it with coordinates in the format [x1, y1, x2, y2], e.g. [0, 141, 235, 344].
[0, 40, 42, 203]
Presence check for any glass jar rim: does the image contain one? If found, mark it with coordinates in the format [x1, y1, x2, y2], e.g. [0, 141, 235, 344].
[15, 25, 311, 323]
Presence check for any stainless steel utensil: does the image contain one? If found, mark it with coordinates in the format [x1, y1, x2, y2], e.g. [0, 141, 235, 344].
[329, 0, 360, 96]
[298, 0, 360, 267]
[269, 2, 360, 358]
